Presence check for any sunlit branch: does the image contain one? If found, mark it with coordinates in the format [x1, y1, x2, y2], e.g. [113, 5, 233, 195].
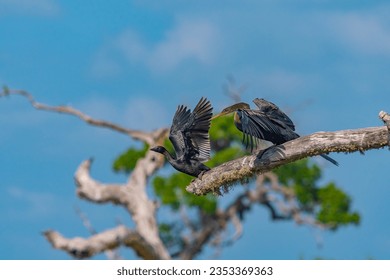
[187, 114, 390, 196]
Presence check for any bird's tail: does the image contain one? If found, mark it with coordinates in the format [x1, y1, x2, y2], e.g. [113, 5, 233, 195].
[320, 154, 339, 166]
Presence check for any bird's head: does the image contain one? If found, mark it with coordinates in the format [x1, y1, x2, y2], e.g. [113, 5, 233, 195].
[211, 102, 250, 120]
[150, 146, 166, 154]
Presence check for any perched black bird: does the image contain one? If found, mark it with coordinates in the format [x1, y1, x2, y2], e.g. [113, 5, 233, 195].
[151, 97, 213, 178]
[212, 98, 338, 166]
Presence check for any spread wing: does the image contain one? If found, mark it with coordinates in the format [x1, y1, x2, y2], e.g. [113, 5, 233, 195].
[253, 98, 338, 164]
[169, 97, 213, 162]
[237, 109, 280, 150]
[252, 98, 295, 131]
[169, 104, 191, 159]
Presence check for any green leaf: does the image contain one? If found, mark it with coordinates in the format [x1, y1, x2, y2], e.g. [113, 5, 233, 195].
[112, 143, 149, 174]
[274, 159, 360, 229]
[317, 182, 360, 230]
[152, 172, 217, 214]
[275, 159, 321, 210]
[207, 146, 245, 168]
[210, 115, 242, 151]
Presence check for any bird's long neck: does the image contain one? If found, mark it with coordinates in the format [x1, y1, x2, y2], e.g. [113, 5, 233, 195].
[234, 110, 243, 132]
[159, 147, 176, 161]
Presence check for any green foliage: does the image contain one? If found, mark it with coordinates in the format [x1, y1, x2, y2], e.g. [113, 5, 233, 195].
[275, 159, 321, 210]
[209, 115, 242, 151]
[317, 183, 360, 230]
[275, 159, 360, 229]
[210, 114, 241, 141]
[112, 143, 149, 173]
[153, 173, 217, 214]
[207, 146, 245, 168]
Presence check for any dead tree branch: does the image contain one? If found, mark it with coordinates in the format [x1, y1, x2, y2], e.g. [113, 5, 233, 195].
[0, 88, 171, 259]
[187, 114, 390, 196]
[73, 135, 171, 259]
[74, 159, 129, 205]
[74, 205, 122, 259]
[43, 225, 157, 259]
[0, 88, 167, 145]
[179, 169, 330, 259]
[255, 173, 328, 228]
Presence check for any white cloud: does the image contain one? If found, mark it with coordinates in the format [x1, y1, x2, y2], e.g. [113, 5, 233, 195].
[0, 0, 60, 16]
[114, 29, 148, 64]
[147, 18, 218, 72]
[6, 186, 57, 219]
[90, 18, 219, 76]
[325, 10, 390, 56]
[78, 96, 122, 122]
[259, 70, 307, 95]
[76, 95, 170, 131]
[89, 49, 122, 79]
[123, 96, 170, 130]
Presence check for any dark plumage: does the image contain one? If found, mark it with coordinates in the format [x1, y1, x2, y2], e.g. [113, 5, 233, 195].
[151, 97, 213, 177]
[212, 98, 338, 166]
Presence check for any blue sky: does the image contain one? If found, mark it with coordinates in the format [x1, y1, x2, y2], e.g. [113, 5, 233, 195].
[1, 0, 390, 259]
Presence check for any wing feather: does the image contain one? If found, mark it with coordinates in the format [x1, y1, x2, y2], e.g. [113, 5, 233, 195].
[184, 97, 213, 162]
[169, 104, 191, 159]
[169, 97, 213, 162]
[252, 98, 295, 131]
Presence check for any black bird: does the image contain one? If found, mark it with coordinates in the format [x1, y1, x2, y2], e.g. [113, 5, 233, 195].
[211, 98, 338, 166]
[151, 97, 213, 178]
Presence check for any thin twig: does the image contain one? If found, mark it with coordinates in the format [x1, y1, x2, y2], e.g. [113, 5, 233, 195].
[0, 88, 167, 145]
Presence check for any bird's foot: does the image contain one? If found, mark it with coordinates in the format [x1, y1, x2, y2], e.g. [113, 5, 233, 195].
[197, 170, 207, 180]
[256, 145, 274, 159]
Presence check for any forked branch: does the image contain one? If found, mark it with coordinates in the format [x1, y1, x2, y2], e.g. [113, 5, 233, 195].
[0, 88, 171, 259]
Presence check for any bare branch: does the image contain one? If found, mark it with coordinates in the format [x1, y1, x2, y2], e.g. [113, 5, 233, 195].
[43, 225, 158, 259]
[74, 205, 122, 259]
[74, 205, 98, 235]
[179, 213, 222, 260]
[180, 114, 390, 257]
[180, 166, 335, 259]
[0, 86, 174, 259]
[121, 133, 171, 259]
[75, 159, 129, 205]
[72, 130, 170, 259]
[187, 124, 389, 196]
[256, 173, 329, 229]
[0, 88, 167, 145]
[226, 207, 243, 241]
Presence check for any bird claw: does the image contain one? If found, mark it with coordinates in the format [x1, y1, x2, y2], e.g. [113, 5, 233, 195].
[197, 170, 207, 180]
[256, 145, 274, 160]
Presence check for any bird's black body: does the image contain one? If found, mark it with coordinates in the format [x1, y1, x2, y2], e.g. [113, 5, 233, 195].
[150, 97, 213, 177]
[213, 98, 338, 166]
